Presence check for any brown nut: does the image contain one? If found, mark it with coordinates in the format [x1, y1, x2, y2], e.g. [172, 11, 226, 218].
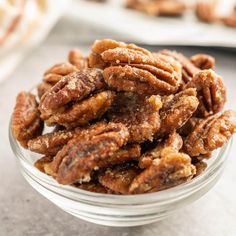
[158, 88, 199, 137]
[68, 49, 88, 69]
[48, 122, 129, 185]
[75, 182, 112, 194]
[39, 68, 106, 118]
[34, 156, 53, 173]
[129, 147, 196, 194]
[12, 92, 44, 148]
[28, 130, 74, 156]
[190, 54, 215, 70]
[37, 81, 53, 99]
[184, 110, 236, 157]
[108, 92, 162, 143]
[98, 163, 141, 194]
[44, 90, 116, 128]
[185, 69, 227, 117]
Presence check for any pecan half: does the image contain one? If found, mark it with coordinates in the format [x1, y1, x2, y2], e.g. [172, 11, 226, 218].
[158, 88, 199, 137]
[12, 92, 43, 148]
[190, 54, 215, 70]
[48, 122, 129, 184]
[185, 69, 227, 117]
[108, 92, 162, 143]
[39, 68, 105, 118]
[184, 110, 236, 157]
[28, 130, 74, 156]
[44, 90, 116, 128]
[68, 49, 88, 70]
[99, 163, 141, 194]
[129, 147, 196, 194]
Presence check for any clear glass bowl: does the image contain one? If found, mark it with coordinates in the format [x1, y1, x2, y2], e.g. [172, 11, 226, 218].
[9, 120, 233, 227]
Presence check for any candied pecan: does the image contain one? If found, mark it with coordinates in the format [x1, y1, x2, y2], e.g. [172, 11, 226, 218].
[37, 82, 53, 99]
[179, 117, 201, 136]
[129, 147, 196, 194]
[48, 122, 129, 184]
[12, 92, 43, 148]
[158, 88, 199, 137]
[221, 14, 236, 28]
[28, 130, 74, 156]
[68, 49, 88, 69]
[75, 182, 112, 194]
[160, 50, 199, 83]
[108, 92, 162, 143]
[34, 156, 53, 173]
[184, 110, 236, 157]
[185, 69, 227, 117]
[39, 68, 105, 117]
[195, 0, 218, 23]
[192, 158, 207, 177]
[89, 39, 151, 69]
[190, 54, 215, 70]
[43, 62, 78, 84]
[139, 131, 183, 168]
[99, 163, 141, 194]
[44, 90, 115, 128]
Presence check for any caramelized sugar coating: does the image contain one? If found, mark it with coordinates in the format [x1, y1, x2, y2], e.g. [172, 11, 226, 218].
[28, 130, 74, 156]
[185, 70, 227, 117]
[158, 88, 199, 136]
[190, 54, 215, 70]
[12, 92, 43, 148]
[99, 163, 141, 194]
[34, 156, 53, 173]
[195, 0, 218, 23]
[48, 122, 129, 185]
[44, 91, 116, 128]
[68, 49, 88, 70]
[39, 68, 105, 117]
[139, 131, 183, 168]
[108, 92, 162, 143]
[129, 147, 196, 194]
[184, 110, 236, 157]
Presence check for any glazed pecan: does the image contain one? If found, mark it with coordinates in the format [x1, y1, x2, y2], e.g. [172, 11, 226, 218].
[179, 117, 201, 136]
[12, 92, 43, 148]
[34, 156, 53, 173]
[99, 163, 141, 194]
[39, 68, 105, 117]
[44, 90, 115, 128]
[37, 82, 53, 99]
[48, 122, 129, 184]
[160, 50, 199, 84]
[190, 54, 215, 70]
[28, 130, 74, 156]
[43, 62, 78, 84]
[185, 69, 227, 117]
[158, 88, 199, 137]
[68, 49, 88, 69]
[139, 131, 183, 168]
[192, 158, 207, 177]
[102, 47, 181, 95]
[76, 182, 112, 194]
[184, 110, 236, 157]
[195, 0, 218, 23]
[89, 39, 151, 69]
[129, 147, 196, 194]
[108, 92, 162, 143]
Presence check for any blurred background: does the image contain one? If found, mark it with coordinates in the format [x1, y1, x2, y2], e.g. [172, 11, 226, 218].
[0, 0, 236, 235]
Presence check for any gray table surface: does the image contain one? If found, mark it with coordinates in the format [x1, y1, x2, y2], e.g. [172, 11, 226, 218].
[0, 17, 236, 236]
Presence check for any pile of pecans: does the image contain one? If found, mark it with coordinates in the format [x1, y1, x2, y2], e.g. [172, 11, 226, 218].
[11, 39, 236, 194]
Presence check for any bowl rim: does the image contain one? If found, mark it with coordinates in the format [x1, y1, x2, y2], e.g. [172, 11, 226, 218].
[9, 117, 233, 204]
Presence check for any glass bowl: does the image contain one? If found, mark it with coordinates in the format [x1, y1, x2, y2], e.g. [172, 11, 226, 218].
[9, 120, 233, 227]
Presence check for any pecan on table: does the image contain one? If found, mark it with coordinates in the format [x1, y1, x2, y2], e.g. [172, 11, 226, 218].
[129, 147, 196, 194]
[185, 69, 227, 117]
[190, 54, 215, 70]
[47, 122, 129, 185]
[184, 110, 236, 157]
[44, 90, 116, 128]
[98, 163, 141, 194]
[12, 92, 43, 148]
[28, 129, 74, 156]
[39, 68, 106, 118]
[108, 92, 162, 143]
[158, 88, 199, 137]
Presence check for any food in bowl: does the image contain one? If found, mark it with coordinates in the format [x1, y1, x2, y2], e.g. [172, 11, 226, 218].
[11, 39, 236, 195]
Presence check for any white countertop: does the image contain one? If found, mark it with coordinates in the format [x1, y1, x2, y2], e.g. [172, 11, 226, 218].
[0, 17, 235, 236]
